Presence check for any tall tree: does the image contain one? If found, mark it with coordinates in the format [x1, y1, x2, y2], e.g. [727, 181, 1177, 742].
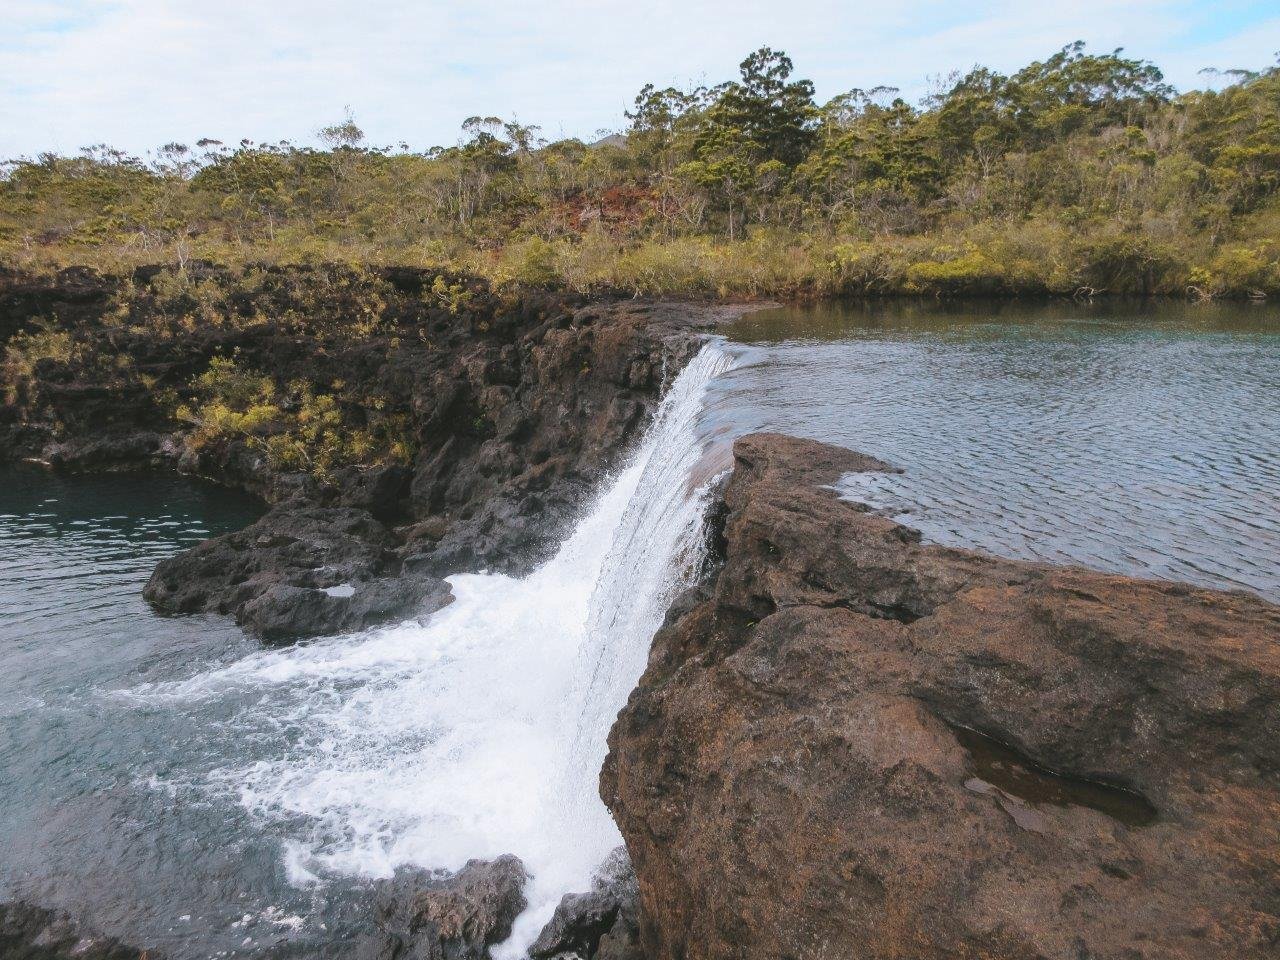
[683, 47, 818, 235]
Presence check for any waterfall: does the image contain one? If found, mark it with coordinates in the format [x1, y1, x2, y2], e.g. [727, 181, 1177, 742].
[499, 340, 737, 952]
[134, 340, 735, 956]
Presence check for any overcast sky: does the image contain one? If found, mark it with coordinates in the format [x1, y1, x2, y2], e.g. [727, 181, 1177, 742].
[3, 0, 1278, 160]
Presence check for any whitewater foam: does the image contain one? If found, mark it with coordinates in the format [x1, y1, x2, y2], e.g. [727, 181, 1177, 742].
[132, 341, 736, 956]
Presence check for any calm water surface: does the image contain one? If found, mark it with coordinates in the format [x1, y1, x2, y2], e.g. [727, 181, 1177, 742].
[713, 300, 1280, 600]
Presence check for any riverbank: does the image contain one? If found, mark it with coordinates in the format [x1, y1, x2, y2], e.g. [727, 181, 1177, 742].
[0, 264, 747, 639]
[6, 219, 1280, 303]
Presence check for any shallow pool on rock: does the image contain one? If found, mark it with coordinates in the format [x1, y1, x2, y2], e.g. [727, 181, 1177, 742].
[711, 300, 1280, 602]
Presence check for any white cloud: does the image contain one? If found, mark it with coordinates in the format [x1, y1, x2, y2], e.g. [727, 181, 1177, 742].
[1, 0, 1277, 158]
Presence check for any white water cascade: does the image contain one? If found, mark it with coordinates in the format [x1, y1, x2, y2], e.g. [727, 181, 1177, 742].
[134, 341, 735, 956]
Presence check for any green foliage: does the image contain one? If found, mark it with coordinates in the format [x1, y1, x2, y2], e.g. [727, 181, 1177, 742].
[3, 46, 1279, 299]
[2, 327, 73, 403]
[1189, 242, 1279, 297]
[497, 237, 561, 287]
[176, 356, 413, 484]
[176, 357, 281, 448]
[428, 274, 475, 313]
[905, 246, 1010, 295]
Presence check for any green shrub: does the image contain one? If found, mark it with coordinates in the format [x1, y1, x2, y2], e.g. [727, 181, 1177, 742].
[176, 356, 414, 484]
[2, 327, 73, 403]
[497, 237, 561, 287]
[428, 274, 474, 314]
[1191, 244, 1279, 297]
[905, 246, 1009, 295]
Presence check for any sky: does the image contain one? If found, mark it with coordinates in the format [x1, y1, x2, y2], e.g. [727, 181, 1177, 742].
[2, 0, 1278, 160]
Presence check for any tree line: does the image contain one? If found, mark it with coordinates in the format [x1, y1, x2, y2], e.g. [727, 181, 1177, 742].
[3, 43, 1279, 297]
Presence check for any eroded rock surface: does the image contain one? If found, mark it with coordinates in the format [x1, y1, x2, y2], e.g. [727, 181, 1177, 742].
[604, 432, 1280, 960]
[358, 856, 528, 960]
[531, 846, 642, 960]
[0, 901, 157, 960]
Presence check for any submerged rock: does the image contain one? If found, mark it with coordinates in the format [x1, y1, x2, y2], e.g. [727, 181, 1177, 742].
[530, 847, 642, 960]
[0, 900, 157, 960]
[358, 856, 529, 960]
[604, 432, 1280, 960]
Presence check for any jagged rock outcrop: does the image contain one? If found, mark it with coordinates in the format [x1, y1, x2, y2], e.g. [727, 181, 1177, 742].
[143, 502, 453, 641]
[603, 432, 1280, 960]
[530, 847, 642, 960]
[358, 848, 643, 960]
[358, 856, 528, 960]
[0, 901, 157, 960]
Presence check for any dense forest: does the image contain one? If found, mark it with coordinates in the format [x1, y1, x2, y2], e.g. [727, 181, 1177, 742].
[3, 42, 1279, 298]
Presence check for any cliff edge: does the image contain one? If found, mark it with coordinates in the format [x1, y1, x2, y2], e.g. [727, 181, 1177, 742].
[604, 432, 1280, 960]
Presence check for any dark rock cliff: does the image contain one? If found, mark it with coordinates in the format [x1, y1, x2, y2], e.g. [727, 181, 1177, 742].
[603, 433, 1280, 960]
[0, 265, 738, 639]
[136, 295, 726, 640]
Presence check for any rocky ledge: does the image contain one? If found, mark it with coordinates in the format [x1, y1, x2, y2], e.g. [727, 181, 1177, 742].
[603, 432, 1280, 960]
[136, 295, 735, 641]
[0, 901, 155, 960]
[1, 265, 749, 640]
[141, 503, 456, 642]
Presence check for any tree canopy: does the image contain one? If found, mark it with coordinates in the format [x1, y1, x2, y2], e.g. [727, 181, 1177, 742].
[3, 43, 1279, 298]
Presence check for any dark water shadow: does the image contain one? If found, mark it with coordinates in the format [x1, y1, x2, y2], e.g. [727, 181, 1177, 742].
[952, 724, 1158, 829]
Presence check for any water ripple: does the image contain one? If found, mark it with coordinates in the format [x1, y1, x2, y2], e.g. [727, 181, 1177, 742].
[713, 302, 1280, 602]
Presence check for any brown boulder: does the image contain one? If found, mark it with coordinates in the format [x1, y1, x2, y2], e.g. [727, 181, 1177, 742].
[603, 433, 1280, 960]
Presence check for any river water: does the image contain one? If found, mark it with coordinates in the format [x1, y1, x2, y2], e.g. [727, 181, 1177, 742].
[1, 302, 1277, 958]
[713, 300, 1280, 599]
